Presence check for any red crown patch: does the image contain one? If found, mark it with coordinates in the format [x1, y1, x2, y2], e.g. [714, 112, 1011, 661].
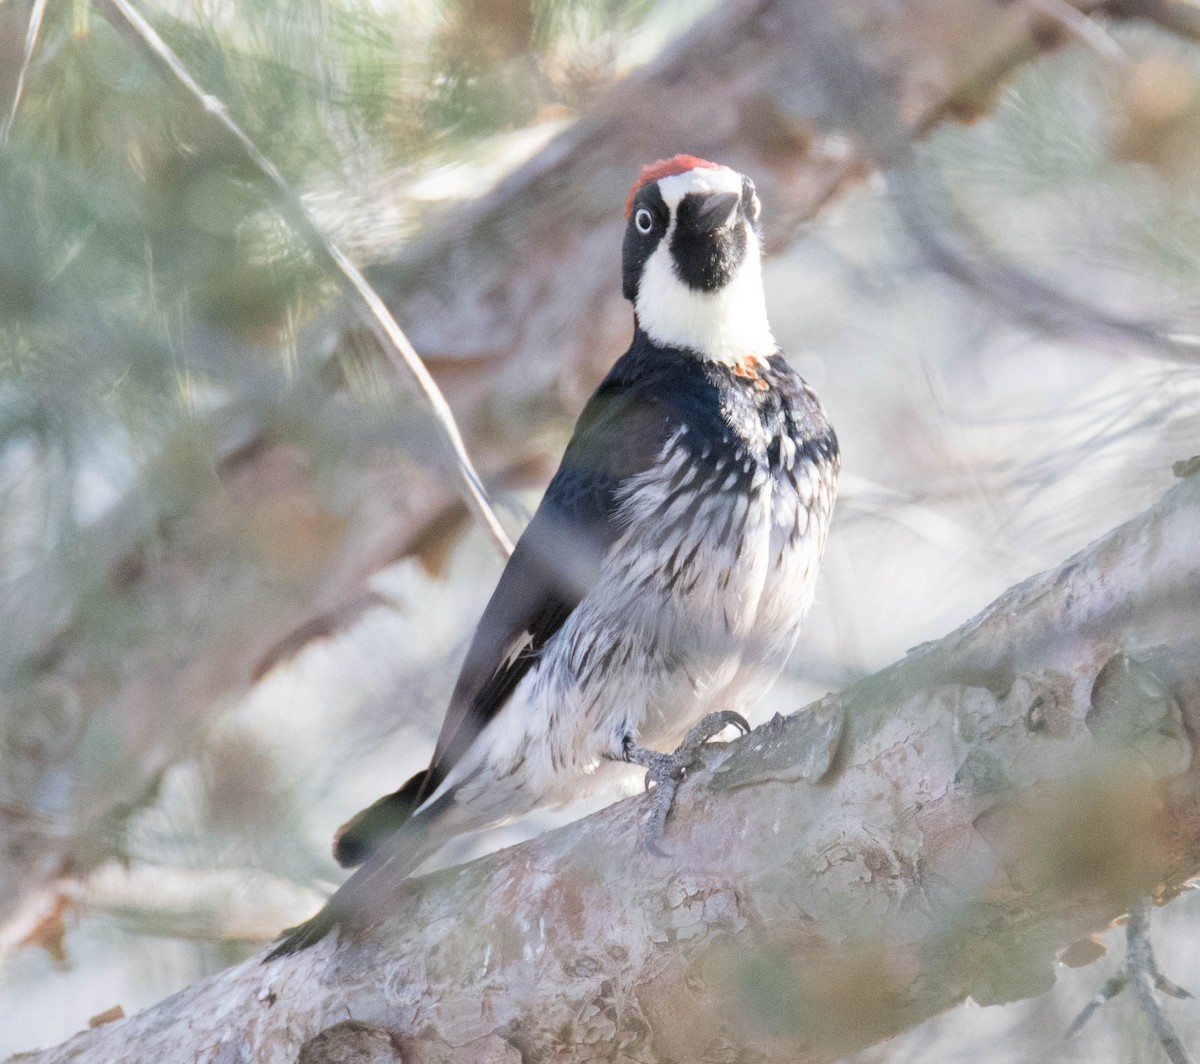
[625, 155, 724, 218]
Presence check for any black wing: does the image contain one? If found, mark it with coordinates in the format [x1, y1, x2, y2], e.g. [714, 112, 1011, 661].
[331, 366, 676, 868]
[411, 380, 675, 807]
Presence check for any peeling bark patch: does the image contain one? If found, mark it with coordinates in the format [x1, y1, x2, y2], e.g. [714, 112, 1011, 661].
[710, 699, 845, 792]
[649, 878, 746, 947]
[86, 1005, 125, 1029]
[297, 1020, 405, 1064]
[450, 1033, 522, 1064]
[955, 750, 1009, 796]
[1088, 651, 1192, 778]
[1173, 455, 1200, 478]
[1058, 934, 1107, 968]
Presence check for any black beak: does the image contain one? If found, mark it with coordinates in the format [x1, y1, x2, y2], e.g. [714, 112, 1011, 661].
[693, 191, 740, 234]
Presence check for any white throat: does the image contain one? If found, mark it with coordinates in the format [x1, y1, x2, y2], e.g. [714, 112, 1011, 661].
[634, 219, 777, 365]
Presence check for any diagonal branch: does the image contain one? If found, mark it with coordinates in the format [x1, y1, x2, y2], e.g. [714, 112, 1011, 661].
[14, 472, 1200, 1063]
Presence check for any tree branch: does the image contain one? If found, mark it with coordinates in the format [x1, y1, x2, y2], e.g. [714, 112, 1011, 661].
[1100, 0, 1200, 43]
[94, 0, 515, 559]
[16, 470, 1200, 1063]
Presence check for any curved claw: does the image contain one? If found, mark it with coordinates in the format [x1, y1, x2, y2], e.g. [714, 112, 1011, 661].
[678, 710, 752, 757]
[1157, 974, 1193, 1001]
[643, 836, 673, 859]
[724, 711, 752, 736]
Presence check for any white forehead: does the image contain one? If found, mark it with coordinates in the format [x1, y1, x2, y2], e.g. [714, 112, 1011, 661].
[656, 166, 743, 211]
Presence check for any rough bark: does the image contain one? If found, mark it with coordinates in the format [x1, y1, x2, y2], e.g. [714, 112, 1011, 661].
[13, 469, 1200, 1063]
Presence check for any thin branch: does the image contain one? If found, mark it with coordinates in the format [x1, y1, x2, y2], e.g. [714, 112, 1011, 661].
[91, 0, 515, 559]
[1154, 0, 1200, 40]
[1029, 0, 1131, 63]
[1100, 0, 1200, 43]
[1, 0, 50, 145]
[889, 162, 1200, 363]
[798, 0, 1200, 363]
[1127, 898, 1195, 1064]
[1069, 897, 1195, 1064]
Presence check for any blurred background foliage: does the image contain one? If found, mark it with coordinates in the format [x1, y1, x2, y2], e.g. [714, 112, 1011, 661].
[2, 0, 1200, 1059]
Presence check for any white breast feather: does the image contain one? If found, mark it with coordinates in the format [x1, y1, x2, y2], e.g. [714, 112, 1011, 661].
[429, 415, 835, 824]
[635, 216, 776, 365]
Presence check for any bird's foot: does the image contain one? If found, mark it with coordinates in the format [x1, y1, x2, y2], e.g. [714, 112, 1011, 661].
[1067, 896, 1193, 1064]
[621, 710, 750, 857]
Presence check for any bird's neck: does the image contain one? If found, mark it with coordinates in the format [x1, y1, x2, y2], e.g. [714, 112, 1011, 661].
[634, 240, 776, 367]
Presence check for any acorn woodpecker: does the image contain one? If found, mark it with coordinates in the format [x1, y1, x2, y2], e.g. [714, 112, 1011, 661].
[267, 155, 839, 958]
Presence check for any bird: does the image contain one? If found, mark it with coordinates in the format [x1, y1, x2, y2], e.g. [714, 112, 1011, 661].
[266, 154, 839, 958]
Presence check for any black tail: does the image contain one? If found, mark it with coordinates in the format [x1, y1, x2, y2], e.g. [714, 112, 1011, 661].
[265, 791, 451, 961]
[332, 769, 428, 868]
[264, 901, 341, 960]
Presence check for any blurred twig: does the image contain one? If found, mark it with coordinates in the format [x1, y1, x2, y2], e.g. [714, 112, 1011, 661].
[0, 0, 49, 144]
[806, 0, 1200, 363]
[1030, 0, 1131, 62]
[1099, 0, 1200, 43]
[91, 0, 515, 559]
[889, 162, 1200, 362]
[1127, 899, 1194, 1064]
[1068, 897, 1194, 1064]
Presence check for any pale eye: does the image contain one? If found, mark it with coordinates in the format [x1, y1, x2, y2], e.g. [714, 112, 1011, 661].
[635, 207, 654, 234]
[748, 195, 761, 221]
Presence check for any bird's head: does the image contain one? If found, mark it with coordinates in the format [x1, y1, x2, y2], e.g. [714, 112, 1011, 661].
[622, 155, 774, 366]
